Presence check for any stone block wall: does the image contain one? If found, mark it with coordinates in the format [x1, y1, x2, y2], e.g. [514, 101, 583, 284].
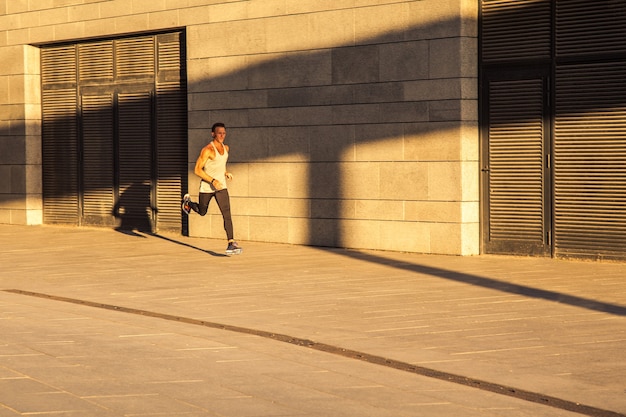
[0, 42, 41, 225]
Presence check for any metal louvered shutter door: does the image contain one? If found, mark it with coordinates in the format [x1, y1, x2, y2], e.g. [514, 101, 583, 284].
[117, 92, 154, 232]
[41, 46, 79, 225]
[155, 32, 187, 232]
[481, 0, 551, 62]
[82, 94, 115, 226]
[554, 62, 626, 260]
[41, 31, 186, 233]
[485, 78, 548, 255]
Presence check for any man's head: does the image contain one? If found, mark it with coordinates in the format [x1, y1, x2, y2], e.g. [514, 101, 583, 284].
[211, 122, 227, 142]
[211, 122, 225, 133]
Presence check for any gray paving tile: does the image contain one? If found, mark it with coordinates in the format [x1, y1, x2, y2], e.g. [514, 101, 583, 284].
[0, 224, 625, 416]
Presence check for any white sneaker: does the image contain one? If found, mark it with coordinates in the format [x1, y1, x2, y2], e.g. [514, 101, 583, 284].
[181, 194, 191, 215]
[226, 241, 242, 255]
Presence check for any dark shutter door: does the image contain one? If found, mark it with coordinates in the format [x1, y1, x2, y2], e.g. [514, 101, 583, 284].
[81, 94, 115, 226]
[554, 62, 626, 260]
[112, 35, 157, 232]
[117, 92, 154, 232]
[483, 75, 550, 255]
[78, 40, 116, 226]
[41, 32, 186, 233]
[155, 32, 188, 231]
[481, 0, 626, 260]
[41, 46, 79, 225]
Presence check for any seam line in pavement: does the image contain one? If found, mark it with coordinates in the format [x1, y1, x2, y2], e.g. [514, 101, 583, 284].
[5, 288, 624, 417]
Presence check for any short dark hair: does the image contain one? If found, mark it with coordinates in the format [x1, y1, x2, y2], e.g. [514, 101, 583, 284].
[211, 122, 225, 132]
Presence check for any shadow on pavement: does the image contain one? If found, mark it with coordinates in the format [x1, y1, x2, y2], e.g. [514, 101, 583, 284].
[114, 230, 228, 257]
[325, 249, 626, 317]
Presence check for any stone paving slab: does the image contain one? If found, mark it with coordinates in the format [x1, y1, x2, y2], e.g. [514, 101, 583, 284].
[0, 224, 625, 416]
[1, 291, 584, 417]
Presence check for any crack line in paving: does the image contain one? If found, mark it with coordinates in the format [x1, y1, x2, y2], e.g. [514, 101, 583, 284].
[5, 288, 624, 417]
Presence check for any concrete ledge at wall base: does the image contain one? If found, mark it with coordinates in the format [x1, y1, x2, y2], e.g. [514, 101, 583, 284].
[188, 213, 217, 241]
[0, 210, 11, 224]
[188, 213, 479, 256]
[198, 214, 478, 256]
[26, 209, 42, 225]
[430, 221, 479, 256]
[249, 216, 289, 243]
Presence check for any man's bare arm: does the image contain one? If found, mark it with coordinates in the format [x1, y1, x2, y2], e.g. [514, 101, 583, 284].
[194, 146, 214, 183]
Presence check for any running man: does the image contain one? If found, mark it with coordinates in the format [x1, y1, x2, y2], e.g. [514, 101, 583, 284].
[182, 122, 242, 255]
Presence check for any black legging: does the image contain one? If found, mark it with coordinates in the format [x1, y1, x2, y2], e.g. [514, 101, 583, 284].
[190, 189, 234, 240]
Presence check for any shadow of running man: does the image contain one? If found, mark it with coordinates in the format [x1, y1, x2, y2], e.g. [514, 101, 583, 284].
[112, 182, 154, 238]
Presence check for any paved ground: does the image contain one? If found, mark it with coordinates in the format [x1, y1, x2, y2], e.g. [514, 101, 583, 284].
[0, 224, 625, 417]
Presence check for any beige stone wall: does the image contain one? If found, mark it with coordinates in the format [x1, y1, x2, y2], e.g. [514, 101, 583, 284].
[0, 43, 41, 225]
[0, 0, 479, 255]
